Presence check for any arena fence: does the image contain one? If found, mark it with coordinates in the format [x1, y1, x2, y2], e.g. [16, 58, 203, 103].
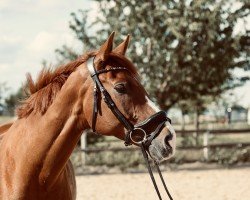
[79, 129, 250, 164]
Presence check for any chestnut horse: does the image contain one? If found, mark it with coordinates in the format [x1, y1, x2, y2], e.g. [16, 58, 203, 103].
[0, 33, 176, 200]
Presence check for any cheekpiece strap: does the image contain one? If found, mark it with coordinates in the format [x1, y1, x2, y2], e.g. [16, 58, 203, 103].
[91, 83, 99, 133]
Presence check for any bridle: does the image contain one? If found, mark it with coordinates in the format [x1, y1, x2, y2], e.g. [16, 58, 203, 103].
[87, 56, 174, 200]
[87, 56, 173, 199]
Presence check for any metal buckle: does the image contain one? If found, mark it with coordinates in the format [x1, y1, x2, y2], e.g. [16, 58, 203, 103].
[129, 128, 147, 144]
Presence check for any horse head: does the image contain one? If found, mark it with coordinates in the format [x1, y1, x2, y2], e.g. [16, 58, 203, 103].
[83, 32, 176, 162]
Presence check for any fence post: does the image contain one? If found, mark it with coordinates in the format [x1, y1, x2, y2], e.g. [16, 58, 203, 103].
[203, 130, 209, 161]
[81, 131, 87, 166]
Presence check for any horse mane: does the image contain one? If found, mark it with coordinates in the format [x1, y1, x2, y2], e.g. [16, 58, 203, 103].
[16, 51, 96, 118]
[16, 51, 139, 118]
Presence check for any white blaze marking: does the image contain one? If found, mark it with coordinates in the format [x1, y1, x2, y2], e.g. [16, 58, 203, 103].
[146, 96, 160, 112]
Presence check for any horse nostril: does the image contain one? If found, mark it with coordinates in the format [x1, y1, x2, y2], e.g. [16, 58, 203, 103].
[164, 133, 173, 145]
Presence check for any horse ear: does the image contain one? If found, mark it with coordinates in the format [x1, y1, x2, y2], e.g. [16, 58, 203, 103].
[95, 32, 115, 68]
[113, 35, 130, 55]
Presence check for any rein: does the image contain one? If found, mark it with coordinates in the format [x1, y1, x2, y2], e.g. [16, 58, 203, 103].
[87, 56, 173, 200]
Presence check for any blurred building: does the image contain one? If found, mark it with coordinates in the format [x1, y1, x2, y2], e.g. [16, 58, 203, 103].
[229, 105, 248, 122]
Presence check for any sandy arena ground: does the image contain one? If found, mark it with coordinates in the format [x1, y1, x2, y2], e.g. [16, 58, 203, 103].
[76, 166, 250, 200]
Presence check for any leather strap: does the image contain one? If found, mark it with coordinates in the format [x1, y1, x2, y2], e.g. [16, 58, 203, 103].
[154, 162, 173, 200]
[141, 143, 173, 200]
[143, 121, 165, 147]
[91, 83, 99, 133]
[140, 143, 162, 200]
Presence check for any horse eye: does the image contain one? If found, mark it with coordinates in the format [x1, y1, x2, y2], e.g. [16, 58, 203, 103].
[114, 83, 127, 94]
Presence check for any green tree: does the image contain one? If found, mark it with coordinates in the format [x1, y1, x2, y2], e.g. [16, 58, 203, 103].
[57, 0, 250, 111]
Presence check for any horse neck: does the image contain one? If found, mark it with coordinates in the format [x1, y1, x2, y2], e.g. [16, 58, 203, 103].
[29, 64, 89, 189]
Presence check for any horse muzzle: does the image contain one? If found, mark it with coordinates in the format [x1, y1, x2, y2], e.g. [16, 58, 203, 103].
[125, 111, 176, 162]
[148, 124, 175, 163]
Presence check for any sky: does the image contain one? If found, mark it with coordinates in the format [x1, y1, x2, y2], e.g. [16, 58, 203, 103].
[0, 0, 249, 107]
[0, 0, 94, 95]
